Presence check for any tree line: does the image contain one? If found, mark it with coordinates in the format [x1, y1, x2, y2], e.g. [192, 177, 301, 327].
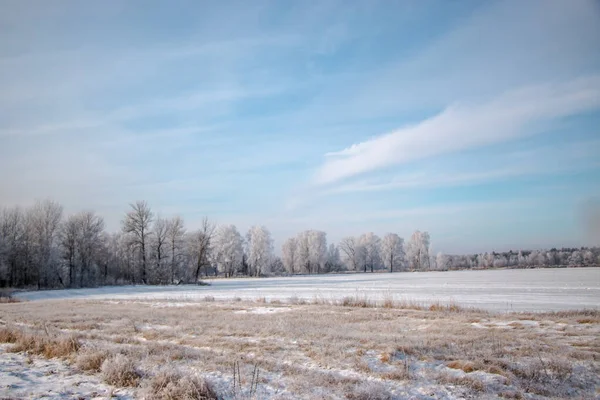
[0, 199, 598, 289]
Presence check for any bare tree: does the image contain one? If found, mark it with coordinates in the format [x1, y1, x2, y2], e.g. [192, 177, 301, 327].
[76, 211, 105, 287]
[339, 236, 360, 272]
[0, 207, 24, 287]
[308, 230, 327, 274]
[296, 231, 311, 273]
[381, 233, 405, 273]
[358, 232, 381, 273]
[192, 217, 215, 282]
[60, 214, 79, 287]
[152, 217, 168, 283]
[122, 201, 153, 284]
[30, 200, 63, 288]
[282, 237, 297, 275]
[325, 243, 341, 272]
[166, 216, 185, 284]
[212, 224, 243, 277]
[246, 225, 273, 277]
[406, 230, 431, 271]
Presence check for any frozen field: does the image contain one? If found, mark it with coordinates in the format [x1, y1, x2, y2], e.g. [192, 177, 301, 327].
[15, 268, 600, 312]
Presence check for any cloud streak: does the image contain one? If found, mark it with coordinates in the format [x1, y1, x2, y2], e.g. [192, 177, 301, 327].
[315, 76, 600, 185]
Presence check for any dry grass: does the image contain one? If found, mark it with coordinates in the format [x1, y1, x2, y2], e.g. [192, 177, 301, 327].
[101, 353, 142, 387]
[446, 360, 476, 373]
[145, 370, 218, 400]
[1, 298, 598, 399]
[0, 326, 80, 359]
[75, 348, 110, 372]
[436, 371, 486, 392]
[0, 296, 20, 303]
[345, 381, 393, 400]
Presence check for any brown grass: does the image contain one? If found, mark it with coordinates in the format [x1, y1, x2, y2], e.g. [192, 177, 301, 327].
[145, 370, 218, 400]
[0, 326, 80, 359]
[1, 298, 598, 399]
[76, 348, 110, 372]
[101, 354, 142, 387]
[436, 371, 486, 392]
[0, 296, 20, 303]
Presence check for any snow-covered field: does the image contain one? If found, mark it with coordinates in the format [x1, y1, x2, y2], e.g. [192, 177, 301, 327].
[16, 268, 600, 312]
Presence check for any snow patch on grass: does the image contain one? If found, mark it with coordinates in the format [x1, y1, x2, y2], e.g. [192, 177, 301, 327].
[0, 344, 133, 399]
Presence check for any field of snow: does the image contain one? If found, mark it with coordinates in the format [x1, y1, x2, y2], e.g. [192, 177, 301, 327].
[16, 268, 599, 312]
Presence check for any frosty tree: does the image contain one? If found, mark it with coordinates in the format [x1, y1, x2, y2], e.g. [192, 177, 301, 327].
[358, 232, 381, 273]
[246, 225, 274, 277]
[166, 216, 185, 284]
[281, 237, 298, 275]
[122, 201, 153, 284]
[406, 230, 431, 271]
[191, 217, 215, 281]
[339, 236, 361, 272]
[381, 233, 405, 272]
[212, 224, 243, 277]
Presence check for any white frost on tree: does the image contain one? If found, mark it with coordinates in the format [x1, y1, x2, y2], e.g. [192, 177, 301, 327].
[212, 224, 243, 277]
[166, 216, 185, 284]
[325, 243, 341, 272]
[122, 201, 153, 284]
[436, 252, 449, 271]
[339, 236, 361, 272]
[245, 225, 273, 277]
[406, 230, 431, 271]
[358, 232, 381, 273]
[281, 237, 298, 275]
[294, 230, 327, 274]
[380, 233, 405, 273]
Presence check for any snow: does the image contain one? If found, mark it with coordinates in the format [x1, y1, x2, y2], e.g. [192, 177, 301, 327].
[15, 267, 600, 312]
[234, 306, 293, 314]
[0, 344, 133, 400]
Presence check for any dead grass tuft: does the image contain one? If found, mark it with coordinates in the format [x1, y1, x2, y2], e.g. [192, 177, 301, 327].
[346, 381, 393, 400]
[447, 360, 477, 373]
[341, 295, 370, 308]
[145, 370, 218, 400]
[381, 368, 411, 381]
[577, 317, 598, 324]
[76, 348, 110, 372]
[101, 354, 142, 387]
[437, 372, 485, 392]
[0, 327, 19, 343]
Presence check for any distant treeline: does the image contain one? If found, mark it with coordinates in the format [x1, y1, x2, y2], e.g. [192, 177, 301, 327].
[0, 199, 598, 289]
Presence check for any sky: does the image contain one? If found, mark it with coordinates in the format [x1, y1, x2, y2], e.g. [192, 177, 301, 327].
[1, 0, 599, 254]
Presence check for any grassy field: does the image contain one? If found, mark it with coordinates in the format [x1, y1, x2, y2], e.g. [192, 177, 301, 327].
[1, 297, 599, 399]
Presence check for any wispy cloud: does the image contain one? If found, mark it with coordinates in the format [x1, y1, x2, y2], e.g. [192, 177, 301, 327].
[326, 139, 600, 194]
[315, 76, 600, 185]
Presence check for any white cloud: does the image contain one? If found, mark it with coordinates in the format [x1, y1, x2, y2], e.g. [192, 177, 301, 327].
[315, 76, 600, 185]
[326, 139, 600, 194]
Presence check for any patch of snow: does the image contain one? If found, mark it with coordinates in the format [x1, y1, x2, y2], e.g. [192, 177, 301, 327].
[0, 344, 134, 400]
[234, 307, 293, 314]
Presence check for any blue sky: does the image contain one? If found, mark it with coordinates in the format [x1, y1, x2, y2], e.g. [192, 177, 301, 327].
[1, 0, 599, 253]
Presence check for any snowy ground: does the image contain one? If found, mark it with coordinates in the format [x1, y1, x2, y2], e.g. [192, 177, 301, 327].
[1, 299, 599, 399]
[15, 268, 600, 312]
[0, 344, 133, 400]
